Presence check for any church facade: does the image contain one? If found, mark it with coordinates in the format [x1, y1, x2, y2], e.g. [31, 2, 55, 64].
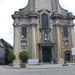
[12, 0, 75, 64]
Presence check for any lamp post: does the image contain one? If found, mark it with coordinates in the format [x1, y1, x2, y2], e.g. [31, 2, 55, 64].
[63, 40, 69, 66]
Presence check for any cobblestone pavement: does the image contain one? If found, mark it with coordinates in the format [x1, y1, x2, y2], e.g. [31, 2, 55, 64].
[0, 64, 75, 75]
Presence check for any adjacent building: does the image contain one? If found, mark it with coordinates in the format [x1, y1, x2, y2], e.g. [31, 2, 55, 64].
[12, 0, 75, 64]
[0, 38, 13, 65]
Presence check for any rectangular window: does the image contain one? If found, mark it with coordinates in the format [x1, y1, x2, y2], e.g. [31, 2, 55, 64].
[63, 27, 68, 37]
[42, 13, 48, 29]
[21, 27, 27, 38]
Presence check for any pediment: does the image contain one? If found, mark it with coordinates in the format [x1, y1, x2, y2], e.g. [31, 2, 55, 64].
[38, 39, 53, 46]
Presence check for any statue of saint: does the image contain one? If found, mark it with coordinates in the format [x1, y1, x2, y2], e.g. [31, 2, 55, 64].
[44, 32, 47, 40]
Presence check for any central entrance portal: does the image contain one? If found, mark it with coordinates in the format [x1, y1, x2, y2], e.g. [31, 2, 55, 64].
[42, 47, 52, 63]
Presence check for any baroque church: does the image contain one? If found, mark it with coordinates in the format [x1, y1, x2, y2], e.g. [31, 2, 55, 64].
[12, 0, 75, 64]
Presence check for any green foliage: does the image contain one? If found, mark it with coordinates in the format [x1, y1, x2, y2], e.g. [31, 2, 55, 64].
[19, 51, 29, 63]
[54, 58, 57, 64]
[8, 52, 16, 63]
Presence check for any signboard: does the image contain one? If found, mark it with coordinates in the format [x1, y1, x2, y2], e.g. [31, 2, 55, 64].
[28, 59, 39, 65]
[71, 48, 75, 55]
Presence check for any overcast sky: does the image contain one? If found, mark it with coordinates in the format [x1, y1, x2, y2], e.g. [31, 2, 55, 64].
[0, 0, 75, 45]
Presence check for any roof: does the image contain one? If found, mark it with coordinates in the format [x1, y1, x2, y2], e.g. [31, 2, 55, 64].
[0, 38, 13, 51]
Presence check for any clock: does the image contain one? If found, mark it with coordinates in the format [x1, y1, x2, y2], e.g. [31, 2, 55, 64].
[39, 0, 50, 3]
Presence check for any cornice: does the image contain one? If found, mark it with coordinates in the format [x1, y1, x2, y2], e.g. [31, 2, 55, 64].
[27, 11, 39, 18]
[51, 13, 62, 19]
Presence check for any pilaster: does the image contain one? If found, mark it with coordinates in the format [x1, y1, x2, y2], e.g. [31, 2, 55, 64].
[70, 27, 75, 47]
[39, 46, 42, 63]
[13, 26, 21, 66]
[28, 0, 35, 11]
[51, 0, 58, 12]
[31, 25, 36, 59]
[51, 48, 54, 63]
[55, 26, 61, 62]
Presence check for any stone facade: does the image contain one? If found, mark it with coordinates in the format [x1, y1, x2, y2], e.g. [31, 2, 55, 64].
[12, 0, 75, 64]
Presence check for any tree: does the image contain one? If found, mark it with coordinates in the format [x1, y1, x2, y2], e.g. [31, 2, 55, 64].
[19, 51, 29, 63]
[8, 52, 16, 63]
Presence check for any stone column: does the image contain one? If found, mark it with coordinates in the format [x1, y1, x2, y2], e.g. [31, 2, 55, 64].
[13, 25, 20, 66]
[31, 25, 36, 59]
[56, 26, 61, 63]
[71, 27, 75, 47]
[70, 27, 75, 63]
[52, 0, 58, 12]
[51, 47, 54, 64]
[29, 0, 35, 11]
[39, 46, 42, 63]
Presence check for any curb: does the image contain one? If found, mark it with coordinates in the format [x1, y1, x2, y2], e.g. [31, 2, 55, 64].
[3, 64, 73, 69]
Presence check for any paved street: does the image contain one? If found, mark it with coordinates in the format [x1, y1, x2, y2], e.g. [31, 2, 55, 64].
[0, 64, 75, 75]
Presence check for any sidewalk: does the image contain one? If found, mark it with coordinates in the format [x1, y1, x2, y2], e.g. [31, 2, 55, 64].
[28, 63, 75, 69]
[3, 63, 75, 69]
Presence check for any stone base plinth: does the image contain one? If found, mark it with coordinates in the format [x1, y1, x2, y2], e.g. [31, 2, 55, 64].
[58, 59, 64, 64]
[62, 64, 69, 66]
[13, 60, 20, 67]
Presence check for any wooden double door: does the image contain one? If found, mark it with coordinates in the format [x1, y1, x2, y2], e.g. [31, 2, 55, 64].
[42, 47, 52, 63]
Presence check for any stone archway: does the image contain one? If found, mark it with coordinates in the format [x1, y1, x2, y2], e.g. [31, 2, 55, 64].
[38, 40, 54, 63]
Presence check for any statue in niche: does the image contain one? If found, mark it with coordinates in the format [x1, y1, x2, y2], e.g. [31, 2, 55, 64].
[44, 32, 48, 40]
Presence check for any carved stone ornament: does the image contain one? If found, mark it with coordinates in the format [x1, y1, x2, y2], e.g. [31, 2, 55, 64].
[63, 40, 69, 47]
[21, 40, 27, 47]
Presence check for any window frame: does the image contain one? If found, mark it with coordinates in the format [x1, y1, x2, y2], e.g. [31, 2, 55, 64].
[41, 13, 49, 29]
[21, 26, 27, 38]
[63, 26, 68, 37]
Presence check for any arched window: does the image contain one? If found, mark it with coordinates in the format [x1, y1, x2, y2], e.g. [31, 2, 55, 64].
[41, 13, 49, 28]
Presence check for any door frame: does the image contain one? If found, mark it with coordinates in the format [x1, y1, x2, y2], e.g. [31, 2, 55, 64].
[42, 47, 52, 63]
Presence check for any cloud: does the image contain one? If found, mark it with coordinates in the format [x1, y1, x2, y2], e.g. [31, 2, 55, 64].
[59, 0, 75, 14]
[0, 0, 4, 2]
[0, 0, 28, 45]
[59, 0, 75, 23]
